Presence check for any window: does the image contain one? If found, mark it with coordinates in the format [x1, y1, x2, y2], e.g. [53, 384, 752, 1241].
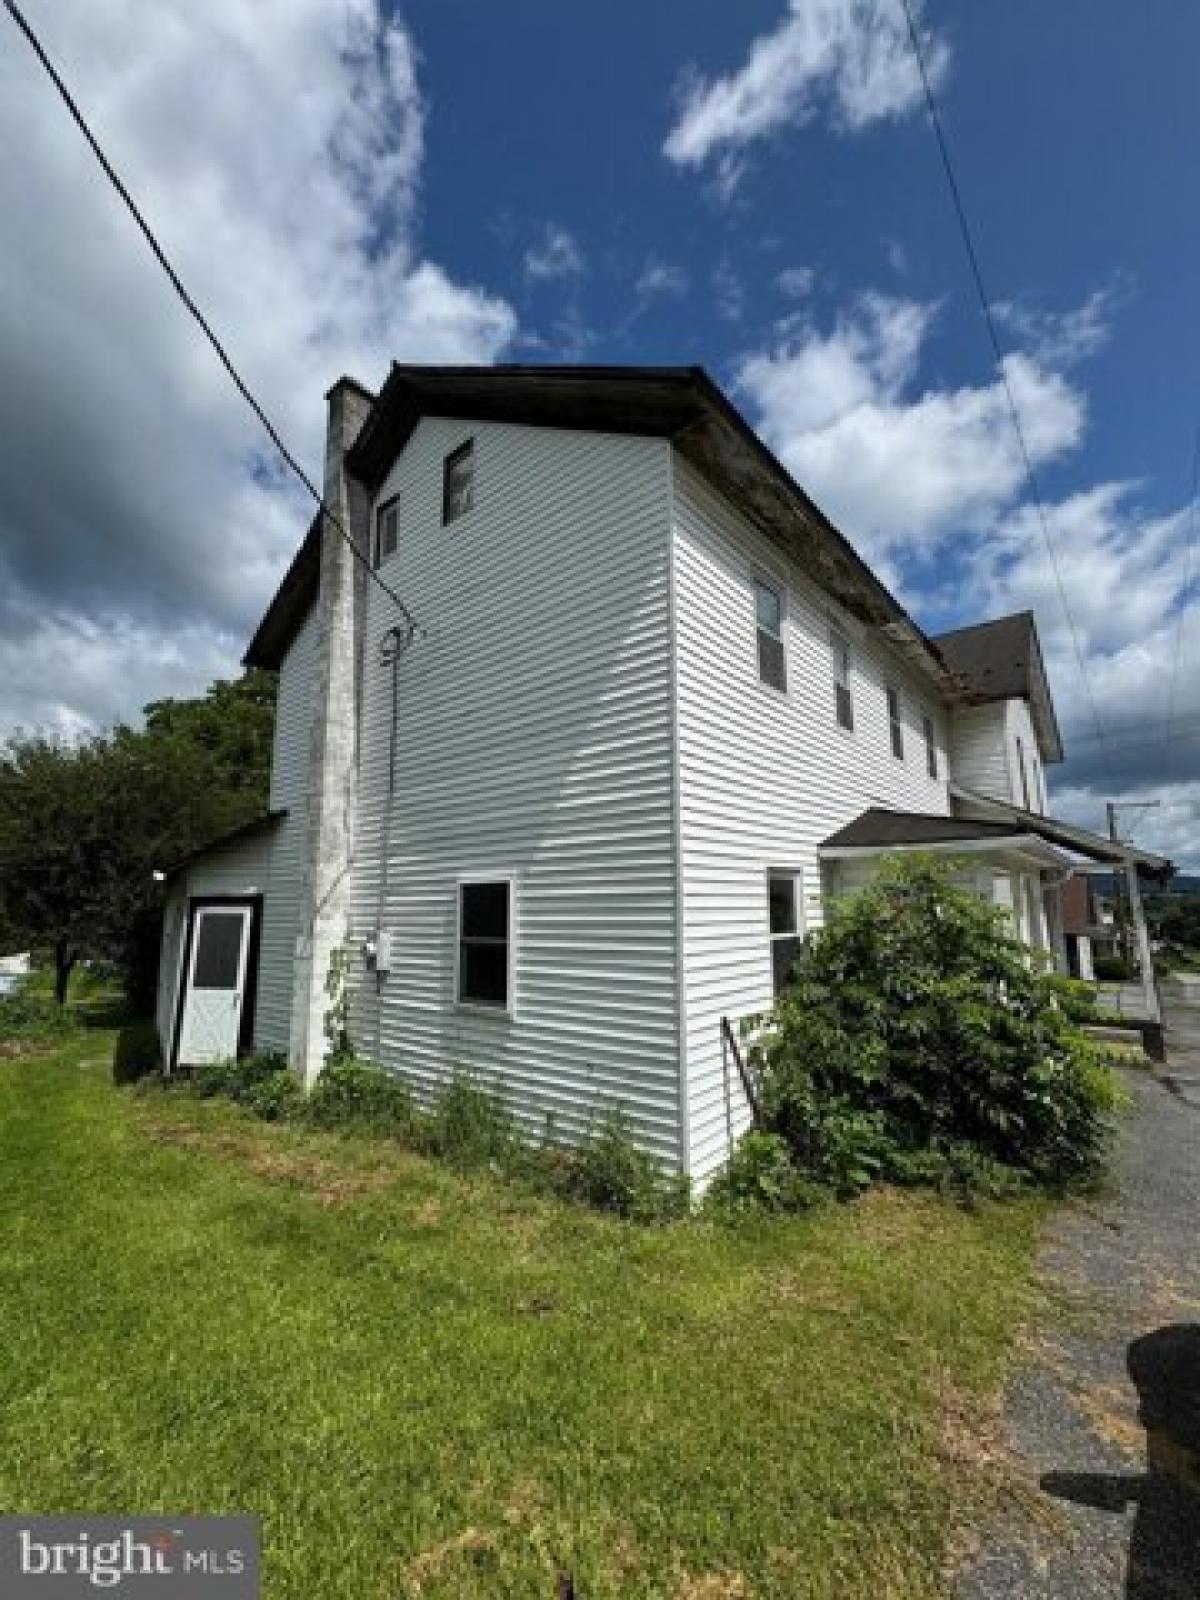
[374, 495, 400, 569]
[191, 911, 245, 990]
[457, 879, 511, 1008]
[754, 578, 787, 691]
[1016, 736, 1032, 811]
[831, 628, 854, 730]
[767, 871, 804, 995]
[922, 713, 938, 779]
[442, 440, 474, 524]
[886, 685, 904, 760]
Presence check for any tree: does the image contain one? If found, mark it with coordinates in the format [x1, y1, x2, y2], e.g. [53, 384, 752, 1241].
[746, 855, 1119, 1198]
[0, 672, 276, 1007]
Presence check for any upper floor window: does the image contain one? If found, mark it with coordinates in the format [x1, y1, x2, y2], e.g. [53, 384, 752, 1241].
[831, 629, 854, 730]
[886, 686, 904, 760]
[754, 578, 787, 692]
[767, 870, 804, 995]
[442, 440, 475, 525]
[457, 878, 511, 1010]
[928, 720, 947, 780]
[374, 495, 400, 569]
[1016, 736, 1032, 811]
[922, 713, 938, 779]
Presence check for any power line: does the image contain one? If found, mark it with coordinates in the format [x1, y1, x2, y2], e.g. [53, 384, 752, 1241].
[898, 0, 1106, 748]
[1162, 422, 1200, 772]
[2, 0, 418, 654]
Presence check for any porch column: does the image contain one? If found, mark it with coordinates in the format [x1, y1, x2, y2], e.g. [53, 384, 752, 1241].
[1122, 854, 1161, 1027]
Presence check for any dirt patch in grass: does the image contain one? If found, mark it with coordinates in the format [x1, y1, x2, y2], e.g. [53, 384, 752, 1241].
[142, 1120, 401, 1207]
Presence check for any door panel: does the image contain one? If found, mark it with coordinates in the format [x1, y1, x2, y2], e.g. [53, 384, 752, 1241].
[178, 905, 253, 1066]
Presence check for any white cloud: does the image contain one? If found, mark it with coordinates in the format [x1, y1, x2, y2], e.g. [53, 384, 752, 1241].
[713, 258, 745, 321]
[776, 265, 816, 297]
[993, 284, 1123, 369]
[663, 0, 949, 179]
[524, 223, 585, 282]
[0, 0, 516, 736]
[737, 292, 1085, 556]
[635, 257, 689, 298]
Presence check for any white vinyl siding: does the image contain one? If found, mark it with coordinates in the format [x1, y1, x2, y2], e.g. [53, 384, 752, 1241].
[671, 456, 950, 1181]
[948, 702, 1012, 802]
[349, 420, 681, 1168]
[1006, 698, 1044, 814]
[253, 605, 319, 1050]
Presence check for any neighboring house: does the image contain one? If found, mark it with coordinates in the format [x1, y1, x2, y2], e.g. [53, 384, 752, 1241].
[156, 366, 1171, 1183]
[0, 952, 31, 998]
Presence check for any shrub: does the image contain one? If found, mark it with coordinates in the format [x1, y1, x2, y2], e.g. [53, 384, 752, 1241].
[422, 1072, 519, 1167]
[1042, 974, 1099, 1024]
[703, 1130, 823, 1218]
[190, 1051, 288, 1104]
[747, 856, 1120, 1202]
[112, 1020, 161, 1084]
[305, 1057, 416, 1133]
[243, 1069, 304, 1122]
[567, 1109, 691, 1221]
[0, 990, 81, 1042]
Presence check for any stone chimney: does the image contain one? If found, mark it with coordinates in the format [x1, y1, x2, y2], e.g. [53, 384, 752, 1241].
[288, 377, 373, 1087]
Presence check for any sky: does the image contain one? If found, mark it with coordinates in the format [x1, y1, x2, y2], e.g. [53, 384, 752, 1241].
[0, 0, 1197, 865]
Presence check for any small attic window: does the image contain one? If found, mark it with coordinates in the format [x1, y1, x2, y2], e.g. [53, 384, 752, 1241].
[374, 496, 400, 569]
[443, 440, 475, 524]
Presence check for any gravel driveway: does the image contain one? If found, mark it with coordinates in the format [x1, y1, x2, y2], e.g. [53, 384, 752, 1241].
[957, 982, 1200, 1600]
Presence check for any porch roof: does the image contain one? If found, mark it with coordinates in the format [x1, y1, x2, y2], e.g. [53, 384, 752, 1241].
[162, 810, 287, 882]
[950, 784, 1173, 877]
[819, 808, 1073, 870]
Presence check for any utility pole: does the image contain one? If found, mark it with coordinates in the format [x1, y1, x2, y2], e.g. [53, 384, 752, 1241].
[1104, 800, 1162, 1022]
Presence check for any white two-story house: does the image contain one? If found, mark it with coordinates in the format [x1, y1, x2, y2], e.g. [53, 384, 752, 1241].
[156, 366, 1170, 1183]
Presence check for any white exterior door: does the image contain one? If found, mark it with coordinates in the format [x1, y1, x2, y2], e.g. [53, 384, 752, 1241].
[177, 905, 254, 1066]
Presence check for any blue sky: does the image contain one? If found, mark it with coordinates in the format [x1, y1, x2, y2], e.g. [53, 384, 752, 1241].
[0, 0, 1196, 861]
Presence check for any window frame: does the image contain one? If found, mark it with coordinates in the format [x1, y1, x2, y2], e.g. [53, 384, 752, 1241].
[752, 574, 788, 694]
[374, 493, 400, 570]
[766, 867, 805, 997]
[1015, 735, 1032, 811]
[454, 874, 514, 1014]
[922, 712, 938, 779]
[886, 684, 904, 761]
[830, 627, 854, 732]
[442, 439, 475, 526]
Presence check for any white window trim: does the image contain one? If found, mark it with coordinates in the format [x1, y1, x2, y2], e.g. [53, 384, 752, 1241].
[921, 711, 939, 779]
[752, 571, 789, 696]
[830, 626, 855, 735]
[886, 683, 905, 761]
[442, 438, 476, 526]
[454, 873, 515, 1016]
[374, 493, 400, 570]
[765, 865, 806, 994]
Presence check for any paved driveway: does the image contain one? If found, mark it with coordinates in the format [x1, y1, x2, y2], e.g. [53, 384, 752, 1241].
[957, 983, 1200, 1599]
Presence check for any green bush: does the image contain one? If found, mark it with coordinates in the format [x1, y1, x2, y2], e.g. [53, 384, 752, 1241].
[305, 1057, 416, 1133]
[190, 1051, 288, 1104]
[703, 1130, 823, 1218]
[747, 856, 1119, 1202]
[0, 990, 81, 1042]
[422, 1071, 519, 1166]
[243, 1070, 305, 1122]
[112, 1020, 161, 1085]
[567, 1109, 691, 1221]
[1042, 974, 1099, 1024]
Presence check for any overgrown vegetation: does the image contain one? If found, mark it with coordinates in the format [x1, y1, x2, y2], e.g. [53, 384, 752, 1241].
[168, 1051, 690, 1222]
[0, 1030, 1046, 1600]
[0, 989, 81, 1048]
[736, 856, 1123, 1207]
[0, 671, 275, 1009]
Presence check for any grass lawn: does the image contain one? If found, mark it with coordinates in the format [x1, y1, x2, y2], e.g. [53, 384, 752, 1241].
[0, 1033, 1046, 1599]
